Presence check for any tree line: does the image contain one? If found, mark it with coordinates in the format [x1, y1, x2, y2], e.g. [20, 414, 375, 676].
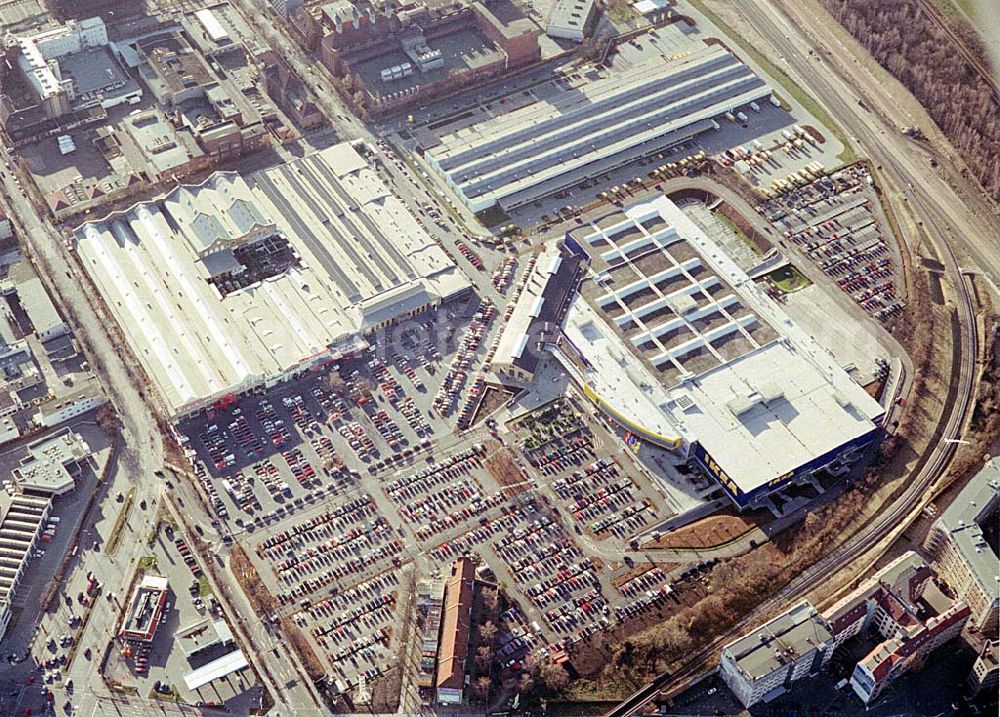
[821, 0, 1000, 202]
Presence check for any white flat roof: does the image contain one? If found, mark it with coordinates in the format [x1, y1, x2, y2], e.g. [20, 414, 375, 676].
[183, 649, 248, 691]
[17, 277, 63, 336]
[547, 0, 595, 32]
[561, 299, 682, 443]
[564, 196, 883, 493]
[493, 243, 564, 374]
[194, 8, 228, 42]
[667, 340, 881, 492]
[632, 0, 668, 13]
[73, 143, 469, 417]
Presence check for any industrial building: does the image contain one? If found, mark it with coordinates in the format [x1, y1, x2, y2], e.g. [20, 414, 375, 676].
[923, 458, 1000, 634]
[0, 493, 51, 642]
[318, 0, 540, 116]
[0, 16, 142, 145]
[719, 600, 834, 707]
[552, 196, 883, 510]
[424, 45, 772, 212]
[120, 575, 170, 643]
[545, 0, 597, 42]
[12, 429, 93, 496]
[73, 142, 470, 419]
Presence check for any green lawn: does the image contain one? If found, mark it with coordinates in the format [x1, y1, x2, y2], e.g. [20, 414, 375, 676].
[767, 265, 812, 293]
[138, 556, 157, 570]
[606, 0, 639, 25]
[687, 0, 856, 165]
[198, 576, 213, 597]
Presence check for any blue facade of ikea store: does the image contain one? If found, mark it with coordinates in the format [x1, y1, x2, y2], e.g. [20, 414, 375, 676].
[691, 426, 881, 509]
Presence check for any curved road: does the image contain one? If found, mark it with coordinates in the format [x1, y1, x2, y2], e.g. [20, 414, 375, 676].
[604, 2, 985, 714]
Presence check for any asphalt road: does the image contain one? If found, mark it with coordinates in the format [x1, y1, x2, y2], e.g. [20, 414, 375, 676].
[602, 2, 986, 713]
[741, 0, 1000, 283]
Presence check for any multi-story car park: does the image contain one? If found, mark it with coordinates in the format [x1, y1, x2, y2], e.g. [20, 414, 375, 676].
[72, 141, 471, 420]
[543, 195, 885, 511]
[423, 44, 774, 213]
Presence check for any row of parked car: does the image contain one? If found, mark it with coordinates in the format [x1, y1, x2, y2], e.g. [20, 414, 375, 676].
[275, 538, 403, 605]
[432, 303, 495, 416]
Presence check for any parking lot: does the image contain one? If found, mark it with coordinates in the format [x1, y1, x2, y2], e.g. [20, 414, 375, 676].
[760, 164, 905, 322]
[250, 493, 403, 607]
[177, 299, 503, 532]
[179, 343, 701, 703]
[103, 518, 262, 710]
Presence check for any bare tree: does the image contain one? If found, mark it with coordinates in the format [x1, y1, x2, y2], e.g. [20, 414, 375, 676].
[473, 675, 492, 703]
[326, 370, 346, 396]
[475, 644, 492, 671]
[96, 403, 119, 433]
[538, 662, 569, 692]
[478, 620, 498, 644]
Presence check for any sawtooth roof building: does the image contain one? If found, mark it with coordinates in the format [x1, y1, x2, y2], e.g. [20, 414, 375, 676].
[0, 493, 50, 642]
[73, 142, 470, 418]
[549, 196, 884, 510]
[424, 45, 772, 212]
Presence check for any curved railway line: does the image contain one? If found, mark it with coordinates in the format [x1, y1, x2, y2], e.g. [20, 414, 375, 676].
[605, 4, 983, 715]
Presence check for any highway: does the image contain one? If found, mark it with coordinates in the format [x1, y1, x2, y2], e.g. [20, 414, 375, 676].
[603, 1, 986, 714]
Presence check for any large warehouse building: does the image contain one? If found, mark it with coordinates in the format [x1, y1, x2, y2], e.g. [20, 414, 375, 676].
[73, 143, 470, 418]
[538, 196, 884, 510]
[424, 45, 773, 212]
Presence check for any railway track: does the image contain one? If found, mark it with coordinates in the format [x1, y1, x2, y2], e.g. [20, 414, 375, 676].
[606, 226, 976, 717]
[910, 0, 1000, 99]
[605, 4, 982, 715]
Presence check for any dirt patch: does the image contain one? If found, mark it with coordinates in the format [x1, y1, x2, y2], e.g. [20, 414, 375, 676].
[484, 442, 528, 494]
[568, 580, 708, 679]
[649, 513, 758, 549]
[471, 385, 515, 426]
[229, 543, 279, 615]
[717, 201, 772, 254]
[367, 665, 402, 713]
[864, 375, 887, 400]
[280, 616, 326, 682]
[611, 563, 682, 588]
